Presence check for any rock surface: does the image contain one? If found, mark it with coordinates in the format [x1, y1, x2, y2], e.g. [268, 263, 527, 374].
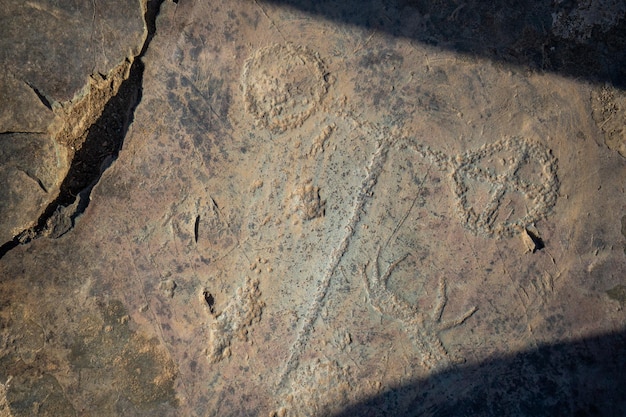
[0, 0, 145, 245]
[0, 0, 145, 105]
[0, 0, 625, 416]
[0, 133, 67, 243]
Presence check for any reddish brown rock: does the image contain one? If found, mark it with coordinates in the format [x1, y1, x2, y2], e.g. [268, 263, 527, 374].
[0, 1, 625, 416]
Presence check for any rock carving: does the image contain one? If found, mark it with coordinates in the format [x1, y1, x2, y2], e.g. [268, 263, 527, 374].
[400, 136, 559, 238]
[242, 43, 329, 132]
[243, 44, 559, 390]
[362, 247, 477, 371]
[206, 276, 264, 363]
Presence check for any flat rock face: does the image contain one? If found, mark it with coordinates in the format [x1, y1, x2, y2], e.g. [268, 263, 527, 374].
[0, 0, 145, 104]
[0, 133, 67, 243]
[1, 1, 625, 416]
[0, 72, 54, 133]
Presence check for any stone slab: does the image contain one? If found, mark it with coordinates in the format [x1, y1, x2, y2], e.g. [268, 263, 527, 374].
[0, 0, 625, 416]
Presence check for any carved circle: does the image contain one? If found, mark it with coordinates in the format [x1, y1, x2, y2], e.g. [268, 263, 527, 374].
[242, 43, 329, 132]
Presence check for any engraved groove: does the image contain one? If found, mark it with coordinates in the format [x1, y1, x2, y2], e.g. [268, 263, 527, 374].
[242, 43, 329, 132]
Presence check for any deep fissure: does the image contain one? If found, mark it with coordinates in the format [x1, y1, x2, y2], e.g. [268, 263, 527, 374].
[0, 0, 165, 259]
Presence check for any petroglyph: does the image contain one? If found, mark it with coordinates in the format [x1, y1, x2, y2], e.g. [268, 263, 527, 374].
[271, 130, 549, 378]
[307, 123, 336, 157]
[278, 128, 390, 388]
[276, 125, 556, 386]
[206, 276, 264, 363]
[62, 300, 178, 409]
[606, 284, 626, 307]
[362, 248, 477, 371]
[399, 136, 559, 238]
[292, 180, 326, 221]
[453, 138, 559, 237]
[591, 85, 626, 157]
[11, 305, 46, 365]
[242, 41, 558, 390]
[242, 43, 329, 132]
[159, 279, 177, 298]
[191, 194, 238, 262]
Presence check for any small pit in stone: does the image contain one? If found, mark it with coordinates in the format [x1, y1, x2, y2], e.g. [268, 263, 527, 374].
[203, 291, 216, 314]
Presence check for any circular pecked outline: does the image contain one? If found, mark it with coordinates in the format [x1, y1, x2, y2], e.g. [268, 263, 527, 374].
[241, 43, 329, 132]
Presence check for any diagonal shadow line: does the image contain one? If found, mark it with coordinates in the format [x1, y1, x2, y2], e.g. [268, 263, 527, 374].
[332, 329, 626, 416]
[262, 0, 626, 89]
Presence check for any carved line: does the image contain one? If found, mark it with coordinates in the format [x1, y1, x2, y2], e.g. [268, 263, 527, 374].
[278, 130, 390, 389]
[398, 136, 559, 238]
[362, 248, 477, 371]
[241, 43, 329, 132]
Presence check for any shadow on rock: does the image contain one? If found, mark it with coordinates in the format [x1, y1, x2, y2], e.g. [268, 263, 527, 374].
[333, 329, 626, 416]
[263, 0, 626, 89]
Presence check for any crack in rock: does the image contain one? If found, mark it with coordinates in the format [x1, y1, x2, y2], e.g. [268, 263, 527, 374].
[0, 0, 165, 259]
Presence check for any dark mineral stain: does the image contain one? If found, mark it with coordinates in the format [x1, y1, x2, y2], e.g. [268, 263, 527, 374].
[621, 215, 626, 255]
[67, 300, 178, 411]
[166, 74, 178, 90]
[358, 49, 404, 69]
[607, 284, 626, 307]
[6, 373, 76, 417]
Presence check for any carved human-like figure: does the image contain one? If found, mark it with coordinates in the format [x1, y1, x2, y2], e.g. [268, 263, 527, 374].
[362, 247, 477, 371]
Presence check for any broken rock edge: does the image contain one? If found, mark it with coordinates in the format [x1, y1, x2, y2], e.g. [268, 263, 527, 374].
[0, 0, 166, 260]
